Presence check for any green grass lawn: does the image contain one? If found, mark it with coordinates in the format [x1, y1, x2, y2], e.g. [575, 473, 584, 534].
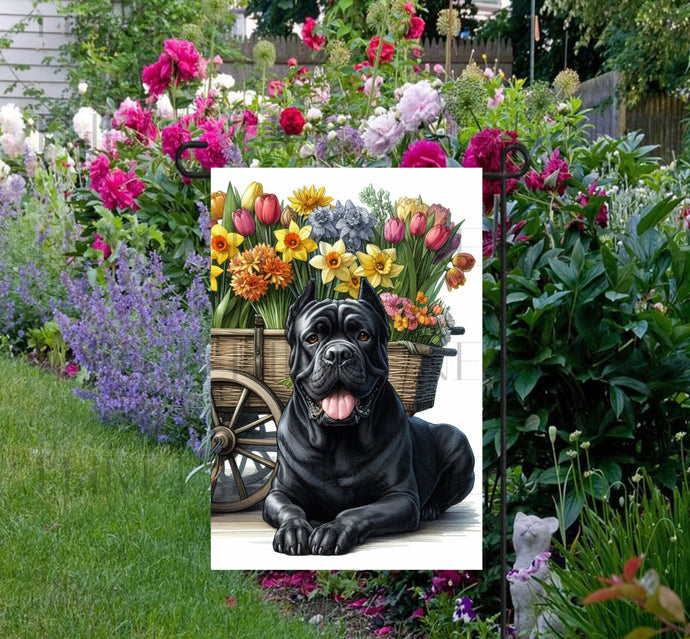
[0, 356, 329, 638]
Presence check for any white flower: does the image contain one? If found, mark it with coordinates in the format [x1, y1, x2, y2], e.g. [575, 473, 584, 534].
[0, 157, 10, 182]
[569, 430, 582, 442]
[362, 111, 404, 157]
[327, 130, 337, 142]
[303, 122, 313, 132]
[397, 80, 443, 132]
[155, 94, 174, 120]
[0, 131, 25, 157]
[336, 114, 347, 125]
[72, 106, 102, 147]
[306, 107, 322, 121]
[213, 73, 236, 90]
[78, 81, 88, 95]
[25, 130, 44, 154]
[299, 142, 315, 158]
[326, 122, 334, 131]
[250, 158, 261, 168]
[26, 117, 34, 126]
[374, 106, 386, 116]
[0, 103, 25, 135]
[557, 102, 569, 114]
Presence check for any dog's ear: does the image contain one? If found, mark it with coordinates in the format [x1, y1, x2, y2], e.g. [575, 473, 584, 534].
[286, 278, 317, 341]
[358, 278, 389, 331]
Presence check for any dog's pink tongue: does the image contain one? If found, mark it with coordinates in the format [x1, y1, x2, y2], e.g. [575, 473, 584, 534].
[321, 388, 356, 420]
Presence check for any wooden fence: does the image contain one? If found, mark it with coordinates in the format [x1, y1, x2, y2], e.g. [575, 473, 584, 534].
[577, 71, 687, 162]
[224, 35, 513, 82]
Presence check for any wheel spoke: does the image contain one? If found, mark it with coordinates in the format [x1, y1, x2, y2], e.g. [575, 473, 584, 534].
[210, 457, 223, 499]
[234, 413, 274, 435]
[227, 387, 249, 431]
[235, 446, 277, 468]
[210, 393, 221, 427]
[236, 437, 278, 447]
[227, 455, 248, 500]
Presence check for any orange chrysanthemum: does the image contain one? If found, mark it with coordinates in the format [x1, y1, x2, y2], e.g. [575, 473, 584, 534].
[231, 271, 268, 302]
[262, 255, 294, 289]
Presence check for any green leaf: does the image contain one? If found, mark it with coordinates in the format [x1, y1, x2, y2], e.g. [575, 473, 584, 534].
[611, 377, 651, 397]
[623, 628, 661, 639]
[523, 414, 541, 431]
[628, 320, 648, 339]
[549, 259, 577, 287]
[604, 291, 629, 302]
[610, 384, 625, 418]
[636, 196, 682, 235]
[514, 368, 541, 403]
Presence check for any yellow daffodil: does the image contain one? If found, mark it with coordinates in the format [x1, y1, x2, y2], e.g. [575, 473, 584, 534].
[274, 221, 317, 262]
[334, 263, 362, 299]
[396, 196, 428, 221]
[354, 244, 404, 289]
[211, 224, 244, 265]
[288, 185, 333, 217]
[309, 239, 356, 284]
[210, 264, 223, 292]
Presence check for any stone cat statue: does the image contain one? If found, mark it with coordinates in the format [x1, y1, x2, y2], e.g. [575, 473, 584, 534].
[508, 512, 563, 638]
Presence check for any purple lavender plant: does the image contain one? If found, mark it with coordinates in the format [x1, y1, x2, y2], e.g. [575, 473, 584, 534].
[55, 248, 210, 444]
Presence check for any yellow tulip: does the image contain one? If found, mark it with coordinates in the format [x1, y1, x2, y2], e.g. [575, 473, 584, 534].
[240, 181, 263, 212]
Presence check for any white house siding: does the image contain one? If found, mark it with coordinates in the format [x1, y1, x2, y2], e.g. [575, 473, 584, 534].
[0, 0, 72, 112]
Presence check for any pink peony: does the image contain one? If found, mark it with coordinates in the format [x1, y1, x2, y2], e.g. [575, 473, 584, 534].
[302, 17, 325, 51]
[279, 108, 306, 135]
[194, 118, 231, 170]
[164, 39, 204, 82]
[268, 80, 284, 97]
[88, 153, 111, 191]
[142, 53, 173, 99]
[91, 233, 112, 260]
[433, 63, 444, 74]
[400, 139, 446, 168]
[406, 15, 425, 39]
[98, 167, 145, 210]
[525, 169, 544, 192]
[362, 112, 404, 157]
[398, 80, 443, 131]
[63, 362, 81, 376]
[287, 57, 297, 67]
[113, 98, 157, 145]
[542, 149, 572, 195]
[161, 121, 192, 160]
[243, 110, 258, 127]
[576, 180, 609, 228]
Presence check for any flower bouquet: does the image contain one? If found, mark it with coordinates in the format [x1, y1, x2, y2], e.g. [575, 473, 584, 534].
[210, 178, 476, 347]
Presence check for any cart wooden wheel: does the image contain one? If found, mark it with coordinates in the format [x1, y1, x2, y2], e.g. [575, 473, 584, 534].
[210, 370, 282, 512]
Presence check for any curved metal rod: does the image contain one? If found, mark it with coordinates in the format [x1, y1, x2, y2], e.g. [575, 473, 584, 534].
[483, 143, 531, 181]
[174, 141, 211, 179]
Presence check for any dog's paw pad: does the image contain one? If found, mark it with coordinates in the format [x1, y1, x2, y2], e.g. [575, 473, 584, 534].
[421, 501, 442, 521]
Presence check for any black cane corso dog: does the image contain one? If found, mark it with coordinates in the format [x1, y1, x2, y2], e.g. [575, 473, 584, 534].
[262, 278, 475, 555]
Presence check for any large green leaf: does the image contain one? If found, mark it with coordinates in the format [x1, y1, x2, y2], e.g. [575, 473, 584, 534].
[636, 196, 682, 235]
[514, 368, 542, 403]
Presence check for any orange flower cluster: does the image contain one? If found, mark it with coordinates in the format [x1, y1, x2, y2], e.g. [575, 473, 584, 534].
[228, 244, 294, 301]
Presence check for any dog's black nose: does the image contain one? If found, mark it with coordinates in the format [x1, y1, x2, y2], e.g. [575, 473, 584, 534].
[323, 342, 354, 365]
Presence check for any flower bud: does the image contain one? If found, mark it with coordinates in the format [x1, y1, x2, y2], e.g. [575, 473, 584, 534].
[452, 252, 476, 272]
[255, 193, 281, 225]
[280, 205, 297, 227]
[78, 81, 88, 95]
[445, 267, 466, 290]
[232, 207, 255, 236]
[240, 181, 263, 212]
[549, 426, 557, 444]
[424, 224, 451, 251]
[210, 191, 226, 221]
[384, 218, 405, 243]
[299, 142, 315, 158]
[409, 211, 427, 236]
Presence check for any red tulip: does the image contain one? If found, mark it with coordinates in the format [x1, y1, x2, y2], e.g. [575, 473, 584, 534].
[409, 211, 427, 236]
[232, 207, 255, 236]
[425, 224, 451, 251]
[255, 193, 281, 225]
[384, 218, 405, 243]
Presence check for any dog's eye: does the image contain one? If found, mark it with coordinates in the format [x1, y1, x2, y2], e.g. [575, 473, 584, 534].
[358, 331, 370, 342]
[306, 334, 318, 344]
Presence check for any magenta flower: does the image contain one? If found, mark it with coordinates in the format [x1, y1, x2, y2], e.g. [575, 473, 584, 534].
[113, 98, 157, 145]
[374, 627, 392, 636]
[194, 118, 232, 170]
[424, 224, 451, 251]
[88, 154, 111, 192]
[98, 168, 145, 211]
[400, 139, 446, 168]
[406, 15, 425, 39]
[524, 168, 544, 192]
[164, 39, 205, 82]
[576, 180, 609, 228]
[302, 17, 326, 51]
[542, 149, 572, 195]
[384, 217, 405, 243]
[142, 53, 173, 98]
[161, 121, 192, 160]
[62, 362, 80, 376]
[452, 596, 477, 623]
[268, 80, 284, 97]
[232, 207, 255, 236]
[91, 233, 112, 260]
[409, 211, 427, 236]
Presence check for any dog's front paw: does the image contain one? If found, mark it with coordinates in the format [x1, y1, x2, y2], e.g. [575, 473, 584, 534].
[273, 518, 313, 555]
[309, 520, 357, 555]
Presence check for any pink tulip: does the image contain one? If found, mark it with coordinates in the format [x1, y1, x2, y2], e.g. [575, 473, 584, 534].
[232, 207, 255, 236]
[409, 211, 427, 236]
[384, 218, 405, 243]
[425, 224, 451, 251]
[255, 194, 281, 225]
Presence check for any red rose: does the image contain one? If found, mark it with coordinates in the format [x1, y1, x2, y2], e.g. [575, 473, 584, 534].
[301, 17, 326, 51]
[367, 37, 395, 65]
[406, 16, 425, 40]
[280, 108, 306, 135]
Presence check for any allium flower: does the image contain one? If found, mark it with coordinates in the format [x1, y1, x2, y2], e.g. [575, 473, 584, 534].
[72, 106, 102, 146]
[452, 597, 477, 623]
[98, 168, 145, 211]
[211, 224, 244, 264]
[553, 68, 580, 98]
[366, 0, 389, 30]
[161, 121, 192, 160]
[334, 263, 362, 298]
[231, 271, 268, 301]
[113, 98, 157, 144]
[525, 80, 555, 116]
[333, 199, 377, 252]
[253, 40, 277, 71]
[362, 111, 404, 157]
[302, 17, 326, 51]
[443, 75, 486, 126]
[355, 244, 404, 288]
[308, 205, 339, 241]
[326, 39, 351, 67]
[398, 80, 443, 131]
[309, 239, 356, 283]
[88, 154, 111, 192]
[437, 8, 461, 37]
[280, 107, 306, 135]
[400, 139, 446, 168]
[274, 221, 318, 262]
[288, 185, 333, 216]
[367, 37, 395, 65]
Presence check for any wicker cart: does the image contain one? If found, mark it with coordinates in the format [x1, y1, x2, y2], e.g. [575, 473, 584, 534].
[210, 316, 461, 513]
